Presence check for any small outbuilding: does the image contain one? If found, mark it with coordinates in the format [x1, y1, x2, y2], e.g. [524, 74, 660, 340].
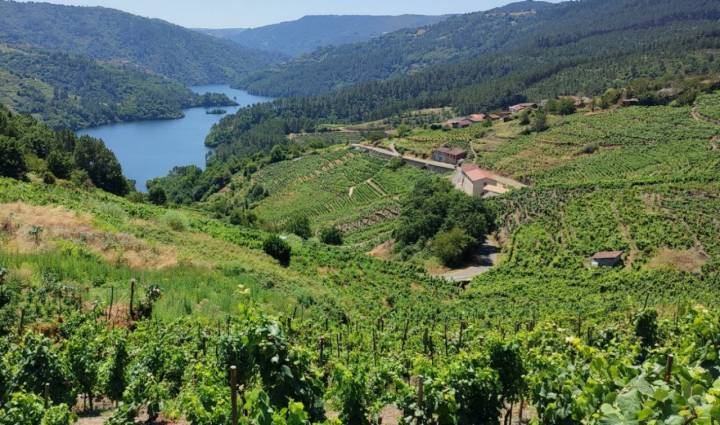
[446, 118, 472, 128]
[432, 147, 467, 165]
[508, 103, 537, 114]
[591, 251, 624, 267]
[467, 114, 487, 123]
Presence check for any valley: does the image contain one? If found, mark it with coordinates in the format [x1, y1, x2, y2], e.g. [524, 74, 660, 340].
[2, 0, 720, 424]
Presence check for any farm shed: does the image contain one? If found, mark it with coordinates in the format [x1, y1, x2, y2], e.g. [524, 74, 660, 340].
[432, 146, 467, 165]
[509, 103, 537, 114]
[446, 118, 472, 128]
[591, 251, 624, 267]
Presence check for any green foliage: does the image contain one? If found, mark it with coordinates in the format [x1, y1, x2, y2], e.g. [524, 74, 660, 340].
[330, 365, 371, 425]
[263, 235, 292, 266]
[0, 137, 27, 179]
[547, 97, 577, 115]
[10, 333, 76, 406]
[161, 211, 189, 232]
[73, 136, 129, 196]
[148, 186, 167, 206]
[530, 108, 549, 133]
[0, 392, 73, 425]
[635, 310, 659, 350]
[286, 216, 312, 239]
[319, 226, 343, 246]
[46, 152, 73, 180]
[395, 176, 491, 260]
[63, 320, 103, 409]
[99, 334, 128, 403]
[432, 228, 475, 267]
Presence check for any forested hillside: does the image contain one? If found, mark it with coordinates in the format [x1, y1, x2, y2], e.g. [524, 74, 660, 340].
[0, 45, 235, 129]
[239, 0, 720, 97]
[199, 0, 720, 200]
[0, 0, 280, 85]
[201, 14, 449, 57]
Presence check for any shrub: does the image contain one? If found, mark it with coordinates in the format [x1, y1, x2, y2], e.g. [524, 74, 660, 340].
[42, 171, 56, 185]
[518, 110, 530, 125]
[161, 211, 189, 232]
[229, 208, 257, 226]
[0, 137, 27, 179]
[69, 169, 93, 189]
[286, 216, 312, 239]
[263, 235, 291, 266]
[148, 186, 167, 206]
[46, 151, 74, 180]
[320, 227, 343, 245]
[432, 228, 476, 267]
[531, 109, 548, 132]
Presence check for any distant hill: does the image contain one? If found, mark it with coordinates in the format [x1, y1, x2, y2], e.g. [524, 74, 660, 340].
[0, 45, 234, 130]
[0, 0, 280, 85]
[235, 1, 562, 96]
[205, 0, 720, 169]
[199, 14, 449, 57]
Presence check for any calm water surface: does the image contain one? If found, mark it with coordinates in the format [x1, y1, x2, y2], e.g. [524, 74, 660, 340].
[78, 85, 270, 190]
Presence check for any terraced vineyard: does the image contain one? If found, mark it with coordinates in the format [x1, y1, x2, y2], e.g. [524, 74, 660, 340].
[380, 124, 489, 157]
[477, 105, 720, 185]
[696, 90, 720, 122]
[250, 147, 428, 244]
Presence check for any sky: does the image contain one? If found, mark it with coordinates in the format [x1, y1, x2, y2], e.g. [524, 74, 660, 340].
[17, 0, 560, 28]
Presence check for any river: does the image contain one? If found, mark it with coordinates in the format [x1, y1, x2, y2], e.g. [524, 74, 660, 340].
[78, 85, 271, 191]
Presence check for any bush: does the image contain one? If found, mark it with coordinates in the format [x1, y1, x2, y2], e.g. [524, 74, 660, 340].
[319, 227, 343, 245]
[46, 151, 74, 180]
[286, 216, 312, 239]
[229, 208, 257, 226]
[69, 169, 93, 189]
[0, 137, 27, 179]
[42, 171, 56, 185]
[263, 235, 291, 266]
[161, 211, 189, 232]
[148, 186, 167, 206]
[432, 228, 476, 267]
[531, 109, 548, 132]
[518, 110, 530, 125]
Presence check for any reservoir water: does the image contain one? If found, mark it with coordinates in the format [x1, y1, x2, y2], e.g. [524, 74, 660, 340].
[78, 85, 271, 190]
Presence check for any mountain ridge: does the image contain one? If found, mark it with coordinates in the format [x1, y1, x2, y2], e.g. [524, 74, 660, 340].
[198, 14, 450, 57]
[0, 0, 281, 85]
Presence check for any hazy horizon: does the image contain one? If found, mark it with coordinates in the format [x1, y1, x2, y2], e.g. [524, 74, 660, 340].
[12, 0, 563, 28]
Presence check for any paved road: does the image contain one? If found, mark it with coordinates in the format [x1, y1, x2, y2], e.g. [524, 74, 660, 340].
[441, 240, 500, 283]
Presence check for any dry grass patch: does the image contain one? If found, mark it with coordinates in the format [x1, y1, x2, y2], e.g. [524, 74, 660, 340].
[0, 202, 178, 270]
[645, 248, 709, 273]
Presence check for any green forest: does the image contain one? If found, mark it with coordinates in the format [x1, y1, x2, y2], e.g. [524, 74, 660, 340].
[0, 45, 237, 130]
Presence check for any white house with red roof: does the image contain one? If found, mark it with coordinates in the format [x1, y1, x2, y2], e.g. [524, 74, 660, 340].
[453, 164, 525, 198]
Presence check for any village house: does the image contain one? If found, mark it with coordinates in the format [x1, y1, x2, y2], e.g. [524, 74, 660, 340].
[446, 118, 472, 128]
[432, 147, 467, 165]
[452, 164, 525, 198]
[467, 114, 487, 123]
[591, 251, 624, 267]
[508, 103, 537, 114]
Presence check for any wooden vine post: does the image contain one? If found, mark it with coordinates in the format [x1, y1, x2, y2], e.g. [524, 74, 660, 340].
[108, 286, 114, 321]
[18, 308, 24, 335]
[665, 355, 674, 383]
[230, 365, 238, 425]
[43, 383, 50, 408]
[129, 278, 136, 319]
